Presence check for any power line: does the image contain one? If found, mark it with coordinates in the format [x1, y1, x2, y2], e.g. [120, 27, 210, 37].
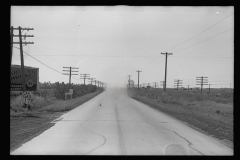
[131, 13, 233, 75]
[13, 46, 84, 83]
[13, 46, 62, 74]
[172, 27, 233, 53]
[33, 45, 65, 68]
[167, 12, 233, 51]
[12, 54, 158, 57]
[34, 38, 69, 66]
[171, 56, 233, 58]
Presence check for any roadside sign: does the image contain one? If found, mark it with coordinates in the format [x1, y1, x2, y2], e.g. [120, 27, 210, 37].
[11, 65, 39, 91]
[22, 91, 33, 105]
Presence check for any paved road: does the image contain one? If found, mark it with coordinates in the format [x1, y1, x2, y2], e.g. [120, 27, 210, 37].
[11, 88, 233, 155]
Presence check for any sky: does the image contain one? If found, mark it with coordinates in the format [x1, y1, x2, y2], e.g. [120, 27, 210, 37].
[11, 6, 234, 89]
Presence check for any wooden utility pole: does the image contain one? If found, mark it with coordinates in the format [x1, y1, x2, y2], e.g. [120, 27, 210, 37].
[63, 67, 78, 88]
[196, 76, 208, 97]
[10, 26, 13, 73]
[153, 82, 157, 89]
[44, 82, 47, 101]
[94, 80, 97, 86]
[160, 81, 165, 88]
[10, 26, 34, 92]
[80, 74, 90, 85]
[174, 79, 182, 92]
[136, 70, 142, 90]
[128, 75, 131, 88]
[89, 78, 95, 85]
[98, 80, 100, 88]
[208, 84, 212, 94]
[161, 52, 172, 94]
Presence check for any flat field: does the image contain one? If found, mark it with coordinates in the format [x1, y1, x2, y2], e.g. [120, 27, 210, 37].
[128, 88, 233, 149]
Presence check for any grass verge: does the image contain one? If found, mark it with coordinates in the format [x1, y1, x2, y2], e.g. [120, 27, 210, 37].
[10, 90, 103, 153]
[129, 90, 233, 149]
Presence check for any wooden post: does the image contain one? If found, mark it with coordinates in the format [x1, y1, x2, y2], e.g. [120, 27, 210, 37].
[19, 26, 26, 92]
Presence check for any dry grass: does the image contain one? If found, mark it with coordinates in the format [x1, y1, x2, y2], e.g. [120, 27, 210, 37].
[10, 90, 104, 153]
[128, 88, 233, 147]
[38, 90, 103, 112]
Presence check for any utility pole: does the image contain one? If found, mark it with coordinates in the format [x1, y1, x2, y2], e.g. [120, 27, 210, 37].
[11, 26, 34, 92]
[208, 84, 212, 94]
[44, 82, 47, 102]
[93, 80, 97, 87]
[62, 67, 79, 88]
[160, 81, 165, 88]
[10, 26, 13, 72]
[153, 82, 157, 89]
[196, 76, 208, 98]
[98, 80, 100, 88]
[128, 75, 131, 89]
[136, 70, 142, 90]
[88, 78, 95, 85]
[161, 52, 172, 94]
[174, 79, 182, 92]
[80, 74, 90, 85]
[188, 85, 190, 92]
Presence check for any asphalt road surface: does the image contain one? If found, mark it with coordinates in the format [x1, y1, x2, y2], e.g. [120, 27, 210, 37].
[11, 88, 233, 155]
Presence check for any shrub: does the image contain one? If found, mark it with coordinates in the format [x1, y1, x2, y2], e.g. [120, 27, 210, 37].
[10, 95, 28, 113]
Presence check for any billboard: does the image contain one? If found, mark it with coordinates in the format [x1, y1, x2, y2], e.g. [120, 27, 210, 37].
[11, 65, 39, 91]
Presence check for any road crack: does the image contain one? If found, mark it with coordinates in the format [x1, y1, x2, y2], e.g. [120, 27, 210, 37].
[115, 104, 127, 155]
[79, 112, 110, 155]
[145, 121, 204, 155]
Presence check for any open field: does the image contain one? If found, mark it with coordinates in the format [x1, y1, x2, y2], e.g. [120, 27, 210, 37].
[128, 88, 233, 149]
[10, 89, 104, 152]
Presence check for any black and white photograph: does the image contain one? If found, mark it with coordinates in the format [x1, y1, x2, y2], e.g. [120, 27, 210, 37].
[10, 6, 233, 155]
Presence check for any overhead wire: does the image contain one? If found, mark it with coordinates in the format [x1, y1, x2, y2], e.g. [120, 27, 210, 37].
[171, 27, 233, 53]
[13, 46, 62, 74]
[34, 38, 69, 66]
[166, 12, 234, 52]
[13, 46, 85, 83]
[33, 45, 65, 68]
[130, 12, 233, 78]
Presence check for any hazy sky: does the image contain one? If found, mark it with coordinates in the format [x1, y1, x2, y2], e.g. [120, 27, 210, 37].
[11, 6, 234, 88]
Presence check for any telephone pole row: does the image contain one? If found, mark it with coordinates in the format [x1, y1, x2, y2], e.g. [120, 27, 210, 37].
[80, 74, 90, 85]
[88, 78, 96, 85]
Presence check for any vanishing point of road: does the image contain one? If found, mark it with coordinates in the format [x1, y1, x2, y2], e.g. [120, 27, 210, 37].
[11, 88, 233, 155]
